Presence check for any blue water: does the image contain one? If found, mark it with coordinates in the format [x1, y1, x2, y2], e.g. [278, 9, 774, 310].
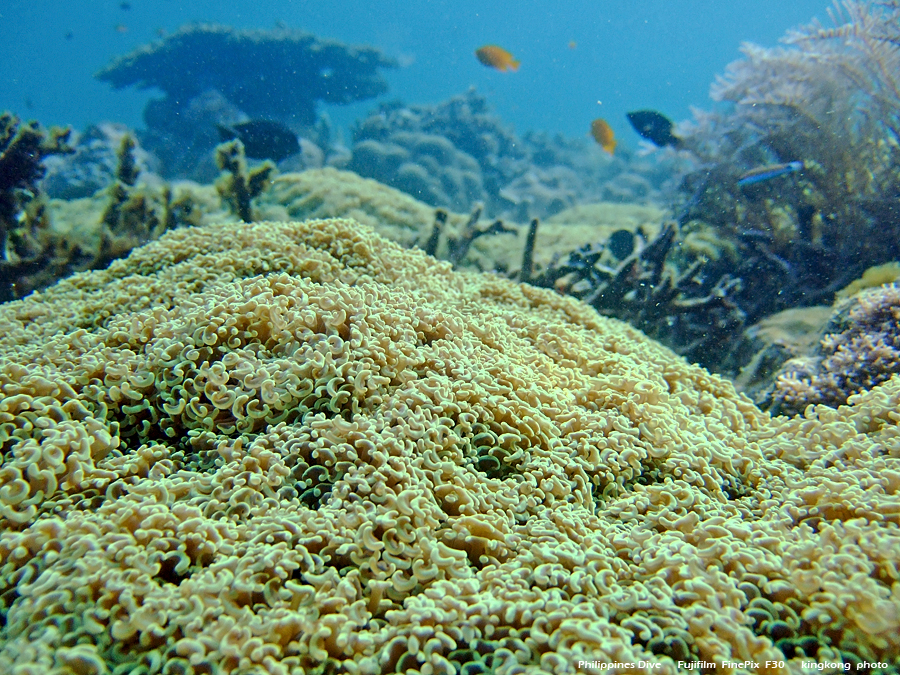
[2, 0, 831, 148]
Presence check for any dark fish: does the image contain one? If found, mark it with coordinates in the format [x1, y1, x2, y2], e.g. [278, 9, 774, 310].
[607, 229, 635, 260]
[217, 120, 300, 162]
[737, 161, 803, 186]
[120, 2, 131, 9]
[626, 110, 681, 148]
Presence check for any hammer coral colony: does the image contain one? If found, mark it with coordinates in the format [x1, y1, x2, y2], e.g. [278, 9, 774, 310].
[1, 2, 900, 674]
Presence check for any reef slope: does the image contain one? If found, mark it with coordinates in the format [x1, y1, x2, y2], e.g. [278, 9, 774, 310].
[0, 219, 897, 673]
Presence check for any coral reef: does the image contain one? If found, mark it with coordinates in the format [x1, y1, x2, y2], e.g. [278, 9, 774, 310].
[528, 221, 745, 367]
[256, 168, 668, 277]
[728, 305, 833, 404]
[0, 126, 217, 302]
[41, 123, 157, 200]
[0, 112, 73, 302]
[675, 0, 900, 342]
[9, 162, 668, 308]
[349, 89, 683, 219]
[422, 204, 517, 269]
[835, 261, 900, 301]
[97, 23, 397, 122]
[0, 218, 899, 673]
[97, 24, 396, 179]
[258, 167, 467, 248]
[92, 134, 184, 268]
[215, 140, 276, 223]
[767, 282, 900, 415]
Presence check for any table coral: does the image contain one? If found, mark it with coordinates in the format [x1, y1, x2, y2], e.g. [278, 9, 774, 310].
[0, 218, 898, 673]
[96, 23, 396, 124]
[96, 23, 396, 179]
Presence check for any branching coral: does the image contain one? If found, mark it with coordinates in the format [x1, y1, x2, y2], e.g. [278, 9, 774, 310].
[0, 112, 73, 301]
[422, 204, 517, 268]
[215, 140, 275, 222]
[528, 222, 745, 367]
[94, 135, 173, 267]
[673, 0, 900, 374]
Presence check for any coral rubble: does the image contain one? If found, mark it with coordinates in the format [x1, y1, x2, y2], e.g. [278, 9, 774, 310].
[0, 218, 898, 672]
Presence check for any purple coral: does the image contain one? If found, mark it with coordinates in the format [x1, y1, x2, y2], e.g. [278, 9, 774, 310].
[770, 284, 900, 415]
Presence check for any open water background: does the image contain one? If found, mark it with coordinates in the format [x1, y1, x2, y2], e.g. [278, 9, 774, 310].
[2, 0, 831, 149]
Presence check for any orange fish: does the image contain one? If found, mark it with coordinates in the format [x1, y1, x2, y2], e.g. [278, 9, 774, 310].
[475, 45, 520, 72]
[568, 40, 577, 50]
[591, 118, 616, 154]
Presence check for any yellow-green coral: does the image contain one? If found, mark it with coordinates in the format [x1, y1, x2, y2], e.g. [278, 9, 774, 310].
[836, 262, 900, 301]
[0, 218, 898, 674]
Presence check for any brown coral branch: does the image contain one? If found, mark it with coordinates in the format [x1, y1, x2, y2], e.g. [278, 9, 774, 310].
[215, 140, 275, 223]
[518, 217, 539, 283]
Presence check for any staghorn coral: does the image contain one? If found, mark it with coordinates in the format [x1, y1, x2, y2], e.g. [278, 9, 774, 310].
[767, 282, 900, 415]
[0, 217, 898, 673]
[422, 204, 517, 270]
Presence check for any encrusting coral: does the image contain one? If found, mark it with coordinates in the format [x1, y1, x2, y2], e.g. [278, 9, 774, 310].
[767, 282, 900, 416]
[0, 217, 898, 673]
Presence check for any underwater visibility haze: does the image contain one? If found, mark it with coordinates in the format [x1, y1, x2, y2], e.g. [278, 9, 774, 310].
[2, 1, 900, 674]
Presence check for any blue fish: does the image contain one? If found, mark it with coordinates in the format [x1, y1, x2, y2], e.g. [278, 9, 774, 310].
[737, 160, 803, 186]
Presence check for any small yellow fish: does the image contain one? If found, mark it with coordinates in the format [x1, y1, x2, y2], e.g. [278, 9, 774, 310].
[590, 118, 616, 154]
[475, 45, 520, 72]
